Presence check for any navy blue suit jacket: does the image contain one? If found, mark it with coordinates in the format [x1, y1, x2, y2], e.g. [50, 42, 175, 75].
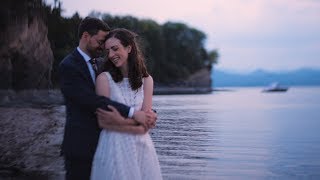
[59, 49, 130, 159]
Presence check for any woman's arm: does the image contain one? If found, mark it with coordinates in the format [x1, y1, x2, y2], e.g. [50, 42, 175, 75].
[95, 72, 110, 97]
[140, 76, 157, 129]
[95, 73, 138, 126]
[96, 75, 157, 134]
[141, 75, 154, 112]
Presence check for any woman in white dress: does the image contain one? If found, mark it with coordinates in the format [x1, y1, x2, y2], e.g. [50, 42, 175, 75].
[91, 28, 162, 180]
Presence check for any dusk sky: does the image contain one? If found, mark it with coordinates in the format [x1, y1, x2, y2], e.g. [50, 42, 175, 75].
[46, 0, 320, 73]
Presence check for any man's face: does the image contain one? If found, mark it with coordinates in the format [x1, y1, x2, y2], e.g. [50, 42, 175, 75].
[86, 30, 108, 58]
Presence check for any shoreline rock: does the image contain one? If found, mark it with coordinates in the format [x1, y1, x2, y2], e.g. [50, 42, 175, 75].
[153, 87, 212, 95]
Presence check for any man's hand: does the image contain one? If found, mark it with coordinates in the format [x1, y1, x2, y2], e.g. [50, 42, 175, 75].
[96, 106, 125, 128]
[133, 109, 158, 129]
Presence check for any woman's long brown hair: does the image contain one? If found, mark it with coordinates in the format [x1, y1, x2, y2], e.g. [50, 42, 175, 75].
[103, 28, 149, 90]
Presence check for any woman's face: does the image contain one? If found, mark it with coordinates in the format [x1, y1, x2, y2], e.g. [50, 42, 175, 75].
[105, 37, 131, 68]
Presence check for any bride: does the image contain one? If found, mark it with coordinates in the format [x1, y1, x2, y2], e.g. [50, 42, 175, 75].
[91, 28, 162, 180]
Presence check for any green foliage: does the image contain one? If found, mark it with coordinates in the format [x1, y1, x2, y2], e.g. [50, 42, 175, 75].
[161, 22, 208, 82]
[44, 3, 82, 86]
[43, 1, 219, 86]
[208, 50, 219, 64]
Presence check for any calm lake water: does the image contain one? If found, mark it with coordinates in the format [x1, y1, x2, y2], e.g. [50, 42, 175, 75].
[150, 86, 320, 180]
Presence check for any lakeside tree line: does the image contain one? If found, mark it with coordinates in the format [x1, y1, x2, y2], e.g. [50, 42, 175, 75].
[45, 1, 218, 86]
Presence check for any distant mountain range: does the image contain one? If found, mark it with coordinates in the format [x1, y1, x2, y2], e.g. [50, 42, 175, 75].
[212, 68, 320, 87]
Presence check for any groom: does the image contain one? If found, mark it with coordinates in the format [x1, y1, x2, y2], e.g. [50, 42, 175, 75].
[59, 17, 157, 180]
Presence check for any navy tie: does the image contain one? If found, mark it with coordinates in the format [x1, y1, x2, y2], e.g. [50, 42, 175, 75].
[89, 58, 98, 78]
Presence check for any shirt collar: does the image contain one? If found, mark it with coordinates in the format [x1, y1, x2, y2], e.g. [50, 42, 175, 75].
[77, 47, 91, 62]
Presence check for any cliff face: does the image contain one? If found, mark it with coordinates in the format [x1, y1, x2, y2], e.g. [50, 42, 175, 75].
[184, 66, 212, 88]
[0, 0, 54, 90]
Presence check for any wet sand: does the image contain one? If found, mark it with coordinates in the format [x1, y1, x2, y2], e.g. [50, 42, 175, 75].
[0, 105, 65, 179]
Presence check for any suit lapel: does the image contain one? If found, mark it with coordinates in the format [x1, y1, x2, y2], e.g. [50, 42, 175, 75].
[72, 49, 95, 88]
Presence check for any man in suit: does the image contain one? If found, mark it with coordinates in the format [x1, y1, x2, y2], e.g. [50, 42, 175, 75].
[59, 17, 157, 180]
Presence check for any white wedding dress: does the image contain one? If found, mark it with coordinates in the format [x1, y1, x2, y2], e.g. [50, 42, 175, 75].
[91, 72, 162, 180]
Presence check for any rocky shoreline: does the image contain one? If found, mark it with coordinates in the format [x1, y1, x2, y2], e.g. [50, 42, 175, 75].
[0, 105, 66, 179]
[0, 90, 65, 179]
[154, 87, 212, 95]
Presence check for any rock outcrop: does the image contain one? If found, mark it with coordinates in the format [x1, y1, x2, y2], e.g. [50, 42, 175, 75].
[153, 67, 212, 95]
[184, 66, 212, 88]
[0, 0, 53, 90]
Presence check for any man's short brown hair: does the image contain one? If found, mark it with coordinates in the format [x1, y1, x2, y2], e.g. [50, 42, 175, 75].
[78, 16, 110, 38]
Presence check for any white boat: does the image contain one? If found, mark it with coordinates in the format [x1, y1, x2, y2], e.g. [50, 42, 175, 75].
[262, 82, 289, 92]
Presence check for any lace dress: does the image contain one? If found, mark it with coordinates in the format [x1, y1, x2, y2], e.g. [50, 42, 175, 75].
[91, 72, 162, 180]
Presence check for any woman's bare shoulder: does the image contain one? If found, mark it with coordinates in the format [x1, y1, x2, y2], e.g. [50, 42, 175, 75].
[144, 75, 153, 84]
[96, 72, 109, 80]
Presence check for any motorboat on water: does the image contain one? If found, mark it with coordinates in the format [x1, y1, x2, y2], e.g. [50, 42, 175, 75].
[262, 82, 289, 92]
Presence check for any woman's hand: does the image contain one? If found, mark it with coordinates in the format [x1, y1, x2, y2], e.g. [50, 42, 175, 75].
[145, 110, 157, 129]
[133, 109, 157, 129]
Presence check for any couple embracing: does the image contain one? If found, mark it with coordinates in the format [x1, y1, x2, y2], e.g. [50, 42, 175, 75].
[59, 17, 162, 180]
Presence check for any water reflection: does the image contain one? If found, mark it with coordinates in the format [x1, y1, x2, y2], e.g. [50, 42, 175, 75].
[151, 95, 221, 179]
[151, 87, 320, 179]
